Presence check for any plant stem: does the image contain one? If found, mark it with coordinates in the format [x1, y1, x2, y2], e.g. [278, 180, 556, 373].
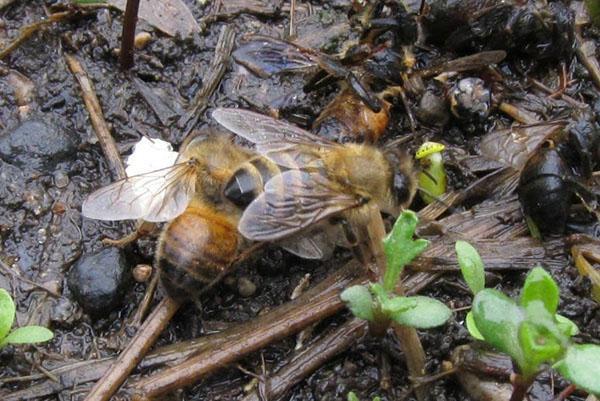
[508, 374, 533, 401]
[361, 206, 429, 401]
[119, 0, 141, 70]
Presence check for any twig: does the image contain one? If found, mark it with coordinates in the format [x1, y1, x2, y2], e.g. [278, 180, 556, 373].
[529, 79, 589, 109]
[289, 0, 297, 38]
[241, 319, 368, 401]
[498, 102, 539, 125]
[177, 25, 236, 139]
[0, 11, 72, 60]
[0, 257, 61, 298]
[65, 54, 127, 180]
[83, 297, 182, 401]
[130, 261, 363, 399]
[119, 0, 141, 70]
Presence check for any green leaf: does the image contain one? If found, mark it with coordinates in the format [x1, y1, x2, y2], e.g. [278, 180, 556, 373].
[518, 321, 563, 375]
[555, 344, 600, 395]
[520, 267, 559, 315]
[382, 211, 429, 291]
[341, 286, 375, 322]
[455, 241, 485, 295]
[0, 288, 15, 342]
[347, 391, 360, 401]
[472, 289, 526, 369]
[380, 296, 417, 315]
[389, 296, 451, 328]
[373, 397, 381, 401]
[555, 314, 579, 337]
[465, 311, 484, 340]
[2, 326, 53, 345]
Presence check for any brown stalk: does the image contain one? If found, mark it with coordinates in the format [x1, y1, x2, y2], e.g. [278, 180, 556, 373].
[65, 54, 127, 180]
[177, 25, 236, 136]
[119, 0, 141, 70]
[241, 318, 368, 401]
[363, 205, 428, 401]
[83, 297, 181, 401]
[130, 261, 362, 400]
[0, 11, 72, 60]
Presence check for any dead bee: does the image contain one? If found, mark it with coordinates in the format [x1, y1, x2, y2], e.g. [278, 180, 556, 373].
[518, 118, 599, 236]
[313, 86, 392, 143]
[233, 35, 382, 112]
[82, 134, 254, 301]
[212, 108, 417, 245]
[480, 116, 598, 237]
[424, 0, 575, 60]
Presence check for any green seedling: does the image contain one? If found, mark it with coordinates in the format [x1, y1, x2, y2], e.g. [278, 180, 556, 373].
[455, 241, 600, 400]
[0, 288, 53, 348]
[416, 142, 447, 204]
[347, 391, 381, 401]
[341, 211, 451, 331]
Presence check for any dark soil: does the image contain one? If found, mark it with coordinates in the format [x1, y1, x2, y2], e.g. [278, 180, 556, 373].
[0, 1, 598, 401]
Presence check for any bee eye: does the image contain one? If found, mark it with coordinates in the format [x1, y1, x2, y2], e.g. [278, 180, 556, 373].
[393, 173, 411, 205]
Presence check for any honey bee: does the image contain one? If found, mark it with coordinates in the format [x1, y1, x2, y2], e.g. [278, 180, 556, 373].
[82, 109, 416, 301]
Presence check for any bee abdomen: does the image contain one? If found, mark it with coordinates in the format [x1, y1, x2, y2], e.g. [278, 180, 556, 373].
[157, 206, 238, 300]
[224, 157, 279, 207]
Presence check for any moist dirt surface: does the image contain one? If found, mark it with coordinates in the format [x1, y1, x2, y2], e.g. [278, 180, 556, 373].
[0, 1, 599, 401]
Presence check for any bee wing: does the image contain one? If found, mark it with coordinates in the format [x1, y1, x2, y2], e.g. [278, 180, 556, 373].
[278, 225, 338, 260]
[82, 162, 197, 222]
[233, 37, 316, 78]
[213, 108, 336, 155]
[239, 170, 363, 241]
[480, 122, 565, 170]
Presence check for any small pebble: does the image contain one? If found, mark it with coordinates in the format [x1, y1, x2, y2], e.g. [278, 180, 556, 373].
[53, 171, 69, 188]
[237, 277, 257, 298]
[132, 264, 152, 283]
[68, 248, 130, 318]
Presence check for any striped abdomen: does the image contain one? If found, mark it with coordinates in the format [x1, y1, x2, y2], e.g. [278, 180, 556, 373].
[223, 156, 281, 207]
[157, 205, 239, 301]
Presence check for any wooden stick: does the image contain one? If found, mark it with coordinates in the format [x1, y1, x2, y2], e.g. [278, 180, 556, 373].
[130, 261, 362, 400]
[0, 11, 71, 60]
[65, 54, 127, 180]
[240, 319, 367, 401]
[177, 25, 235, 137]
[83, 297, 181, 401]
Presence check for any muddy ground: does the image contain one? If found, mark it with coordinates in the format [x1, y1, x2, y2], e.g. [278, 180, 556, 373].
[0, 0, 599, 400]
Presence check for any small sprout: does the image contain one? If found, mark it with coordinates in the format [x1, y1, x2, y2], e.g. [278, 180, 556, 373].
[382, 210, 429, 291]
[456, 242, 600, 399]
[341, 211, 450, 331]
[0, 289, 53, 348]
[455, 240, 485, 295]
[416, 141, 447, 204]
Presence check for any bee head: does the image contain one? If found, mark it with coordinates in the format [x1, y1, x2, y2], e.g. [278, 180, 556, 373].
[384, 147, 417, 211]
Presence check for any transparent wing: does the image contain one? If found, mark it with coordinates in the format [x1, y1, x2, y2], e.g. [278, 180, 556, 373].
[213, 108, 336, 155]
[233, 37, 317, 78]
[278, 226, 338, 260]
[480, 122, 565, 170]
[82, 162, 197, 222]
[239, 170, 363, 241]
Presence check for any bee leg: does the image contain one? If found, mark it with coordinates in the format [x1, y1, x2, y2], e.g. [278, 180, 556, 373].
[341, 219, 368, 266]
[307, 56, 382, 113]
[102, 221, 156, 247]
